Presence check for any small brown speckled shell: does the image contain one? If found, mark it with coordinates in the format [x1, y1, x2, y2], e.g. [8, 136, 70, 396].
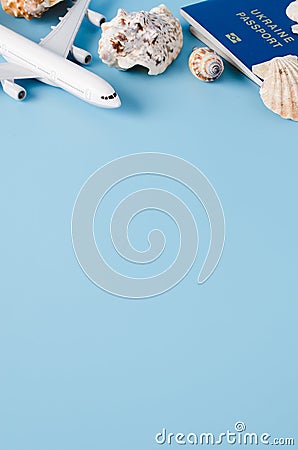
[1, 0, 62, 19]
[189, 47, 224, 82]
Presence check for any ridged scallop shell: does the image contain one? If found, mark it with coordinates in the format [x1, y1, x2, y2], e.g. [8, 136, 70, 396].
[98, 5, 183, 75]
[286, 0, 298, 22]
[252, 55, 298, 121]
[188, 47, 224, 82]
[1, 0, 62, 19]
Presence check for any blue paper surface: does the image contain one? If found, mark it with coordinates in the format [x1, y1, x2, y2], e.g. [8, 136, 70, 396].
[0, 1, 297, 449]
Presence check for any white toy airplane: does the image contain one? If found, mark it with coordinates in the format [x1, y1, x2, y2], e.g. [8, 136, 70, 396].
[0, 0, 121, 108]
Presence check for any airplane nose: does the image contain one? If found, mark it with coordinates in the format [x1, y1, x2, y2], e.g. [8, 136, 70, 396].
[99, 90, 121, 108]
[103, 94, 121, 108]
[113, 95, 121, 108]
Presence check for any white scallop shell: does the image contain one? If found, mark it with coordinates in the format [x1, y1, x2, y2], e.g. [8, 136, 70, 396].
[188, 47, 224, 82]
[98, 5, 183, 75]
[252, 55, 298, 121]
[286, 0, 298, 22]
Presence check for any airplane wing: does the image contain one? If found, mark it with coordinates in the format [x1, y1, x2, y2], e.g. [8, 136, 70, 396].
[39, 0, 91, 58]
[0, 62, 35, 81]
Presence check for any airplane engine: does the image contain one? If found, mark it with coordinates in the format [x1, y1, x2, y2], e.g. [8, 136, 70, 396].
[2, 80, 27, 101]
[71, 46, 92, 65]
[86, 9, 106, 27]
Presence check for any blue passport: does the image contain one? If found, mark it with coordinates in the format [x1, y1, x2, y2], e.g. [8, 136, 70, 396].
[180, 0, 298, 84]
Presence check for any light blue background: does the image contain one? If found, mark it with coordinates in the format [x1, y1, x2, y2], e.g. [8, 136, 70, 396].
[0, 0, 297, 449]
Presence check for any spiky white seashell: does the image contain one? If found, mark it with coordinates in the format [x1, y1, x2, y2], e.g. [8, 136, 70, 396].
[98, 4, 183, 75]
[286, 0, 298, 22]
[189, 47, 224, 82]
[252, 55, 298, 121]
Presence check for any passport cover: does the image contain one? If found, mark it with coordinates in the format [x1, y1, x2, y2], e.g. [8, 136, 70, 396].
[181, 0, 298, 83]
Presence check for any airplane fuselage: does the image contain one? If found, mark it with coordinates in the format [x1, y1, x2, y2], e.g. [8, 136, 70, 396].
[0, 25, 120, 108]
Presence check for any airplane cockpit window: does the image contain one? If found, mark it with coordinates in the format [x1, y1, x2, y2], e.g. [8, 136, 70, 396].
[101, 92, 117, 100]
